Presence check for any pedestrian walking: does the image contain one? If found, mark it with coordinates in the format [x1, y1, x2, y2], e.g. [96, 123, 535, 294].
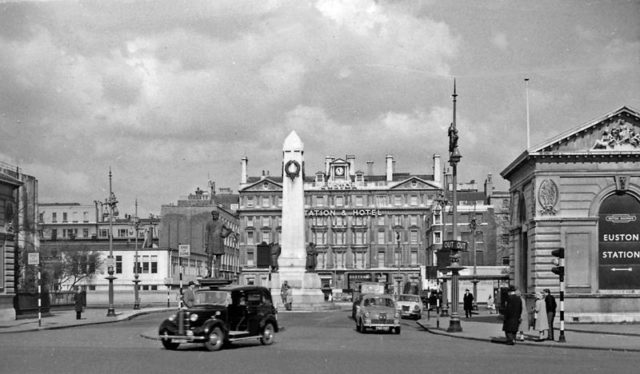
[544, 288, 557, 341]
[74, 287, 83, 320]
[534, 291, 549, 340]
[516, 289, 529, 341]
[281, 280, 290, 306]
[285, 287, 293, 311]
[502, 285, 522, 345]
[463, 289, 474, 318]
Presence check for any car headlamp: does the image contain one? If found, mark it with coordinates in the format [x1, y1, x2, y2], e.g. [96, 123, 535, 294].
[189, 313, 198, 322]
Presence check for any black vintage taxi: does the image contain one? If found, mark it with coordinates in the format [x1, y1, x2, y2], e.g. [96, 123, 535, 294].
[158, 284, 279, 351]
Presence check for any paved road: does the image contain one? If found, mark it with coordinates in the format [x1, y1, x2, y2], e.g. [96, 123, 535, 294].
[1, 310, 638, 374]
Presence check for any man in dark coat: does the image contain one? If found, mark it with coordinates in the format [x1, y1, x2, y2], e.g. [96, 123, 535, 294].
[463, 289, 474, 318]
[270, 242, 281, 272]
[544, 288, 557, 341]
[502, 285, 523, 345]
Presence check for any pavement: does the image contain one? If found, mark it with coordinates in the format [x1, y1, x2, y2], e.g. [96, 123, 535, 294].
[1, 305, 639, 352]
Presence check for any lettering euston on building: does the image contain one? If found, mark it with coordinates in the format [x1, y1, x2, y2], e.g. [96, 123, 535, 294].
[305, 209, 382, 217]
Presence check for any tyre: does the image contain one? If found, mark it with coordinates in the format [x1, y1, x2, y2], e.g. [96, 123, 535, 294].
[356, 319, 361, 332]
[394, 326, 401, 335]
[160, 329, 179, 350]
[358, 319, 367, 333]
[204, 327, 225, 351]
[260, 322, 275, 345]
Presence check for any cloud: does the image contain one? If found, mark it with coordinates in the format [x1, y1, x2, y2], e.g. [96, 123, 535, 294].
[491, 32, 508, 50]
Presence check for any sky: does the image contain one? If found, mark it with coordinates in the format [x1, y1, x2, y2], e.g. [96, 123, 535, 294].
[1, 0, 639, 217]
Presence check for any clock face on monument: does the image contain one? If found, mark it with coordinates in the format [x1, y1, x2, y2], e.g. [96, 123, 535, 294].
[335, 166, 344, 176]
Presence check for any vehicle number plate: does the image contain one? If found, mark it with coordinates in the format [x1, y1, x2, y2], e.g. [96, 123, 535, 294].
[379, 313, 386, 319]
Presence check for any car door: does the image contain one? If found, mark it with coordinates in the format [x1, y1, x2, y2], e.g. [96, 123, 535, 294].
[245, 290, 264, 334]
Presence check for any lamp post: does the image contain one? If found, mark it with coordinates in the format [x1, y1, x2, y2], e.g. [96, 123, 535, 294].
[436, 191, 449, 317]
[132, 199, 141, 310]
[396, 231, 401, 296]
[447, 79, 464, 332]
[469, 213, 478, 310]
[105, 168, 118, 317]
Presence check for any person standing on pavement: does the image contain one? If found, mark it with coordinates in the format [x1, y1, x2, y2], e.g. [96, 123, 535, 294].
[515, 289, 529, 341]
[544, 288, 557, 341]
[182, 281, 197, 308]
[502, 285, 522, 345]
[74, 287, 83, 320]
[463, 289, 474, 318]
[534, 291, 549, 340]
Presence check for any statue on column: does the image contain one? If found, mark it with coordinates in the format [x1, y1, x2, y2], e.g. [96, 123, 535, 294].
[306, 242, 317, 272]
[204, 210, 236, 278]
[270, 242, 281, 272]
[448, 123, 459, 153]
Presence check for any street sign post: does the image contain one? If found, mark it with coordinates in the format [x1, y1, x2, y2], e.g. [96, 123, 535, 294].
[178, 244, 191, 258]
[442, 240, 468, 251]
[28, 252, 39, 265]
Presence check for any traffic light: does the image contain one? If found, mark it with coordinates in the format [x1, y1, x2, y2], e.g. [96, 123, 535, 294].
[551, 248, 565, 277]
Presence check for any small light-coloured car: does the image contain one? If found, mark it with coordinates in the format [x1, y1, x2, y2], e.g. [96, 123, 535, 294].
[354, 294, 401, 334]
[396, 294, 423, 320]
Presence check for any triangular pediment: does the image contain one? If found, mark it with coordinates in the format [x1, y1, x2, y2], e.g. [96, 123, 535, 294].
[240, 178, 282, 192]
[389, 176, 439, 190]
[533, 106, 640, 153]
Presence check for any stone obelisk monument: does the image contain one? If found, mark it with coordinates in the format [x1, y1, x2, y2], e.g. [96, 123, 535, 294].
[271, 130, 324, 309]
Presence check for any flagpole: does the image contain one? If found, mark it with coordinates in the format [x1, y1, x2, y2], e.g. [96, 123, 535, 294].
[525, 78, 530, 151]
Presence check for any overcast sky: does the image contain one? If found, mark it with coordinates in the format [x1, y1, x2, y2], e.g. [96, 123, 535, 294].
[2, 0, 639, 217]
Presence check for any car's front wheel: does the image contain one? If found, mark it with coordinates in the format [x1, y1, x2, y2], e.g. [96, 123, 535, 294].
[204, 327, 225, 351]
[260, 322, 275, 345]
[358, 318, 367, 333]
[394, 326, 401, 335]
[160, 329, 179, 350]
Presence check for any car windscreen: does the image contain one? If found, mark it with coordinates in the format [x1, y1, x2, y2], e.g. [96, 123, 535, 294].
[398, 295, 420, 302]
[195, 290, 231, 306]
[364, 296, 395, 308]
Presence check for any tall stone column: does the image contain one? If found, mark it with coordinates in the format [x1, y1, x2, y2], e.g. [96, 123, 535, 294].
[271, 131, 324, 310]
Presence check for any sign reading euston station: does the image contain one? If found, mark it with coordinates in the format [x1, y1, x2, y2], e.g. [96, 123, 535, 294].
[598, 194, 640, 290]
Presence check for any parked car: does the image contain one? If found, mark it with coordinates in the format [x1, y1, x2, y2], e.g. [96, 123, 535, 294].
[395, 294, 423, 320]
[354, 293, 401, 334]
[158, 285, 279, 351]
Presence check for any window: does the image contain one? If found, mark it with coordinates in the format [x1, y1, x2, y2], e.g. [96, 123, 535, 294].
[246, 197, 255, 208]
[335, 252, 345, 268]
[410, 195, 418, 206]
[410, 215, 418, 226]
[151, 255, 158, 273]
[377, 216, 385, 225]
[261, 217, 270, 227]
[316, 252, 325, 269]
[83, 211, 89, 222]
[375, 195, 387, 207]
[353, 231, 366, 245]
[353, 216, 365, 226]
[410, 251, 418, 265]
[51, 229, 57, 240]
[116, 256, 122, 274]
[334, 231, 346, 245]
[247, 251, 255, 266]
[434, 231, 442, 244]
[335, 196, 344, 207]
[352, 252, 362, 269]
[316, 196, 325, 207]
[355, 196, 364, 207]
[377, 251, 385, 267]
[247, 217, 254, 227]
[377, 231, 386, 244]
[393, 251, 400, 267]
[52, 212, 57, 223]
[83, 228, 89, 238]
[312, 231, 326, 245]
[393, 195, 402, 206]
[410, 230, 418, 244]
[142, 255, 150, 273]
[502, 256, 510, 266]
[72, 211, 78, 223]
[262, 231, 271, 244]
[63, 212, 68, 222]
[276, 196, 282, 207]
[262, 196, 270, 207]
[246, 231, 254, 245]
[393, 215, 402, 226]
[433, 209, 442, 225]
[334, 216, 346, 227]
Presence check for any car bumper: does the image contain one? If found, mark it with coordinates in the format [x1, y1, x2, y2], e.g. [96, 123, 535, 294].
[399, 310, 421, 317]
